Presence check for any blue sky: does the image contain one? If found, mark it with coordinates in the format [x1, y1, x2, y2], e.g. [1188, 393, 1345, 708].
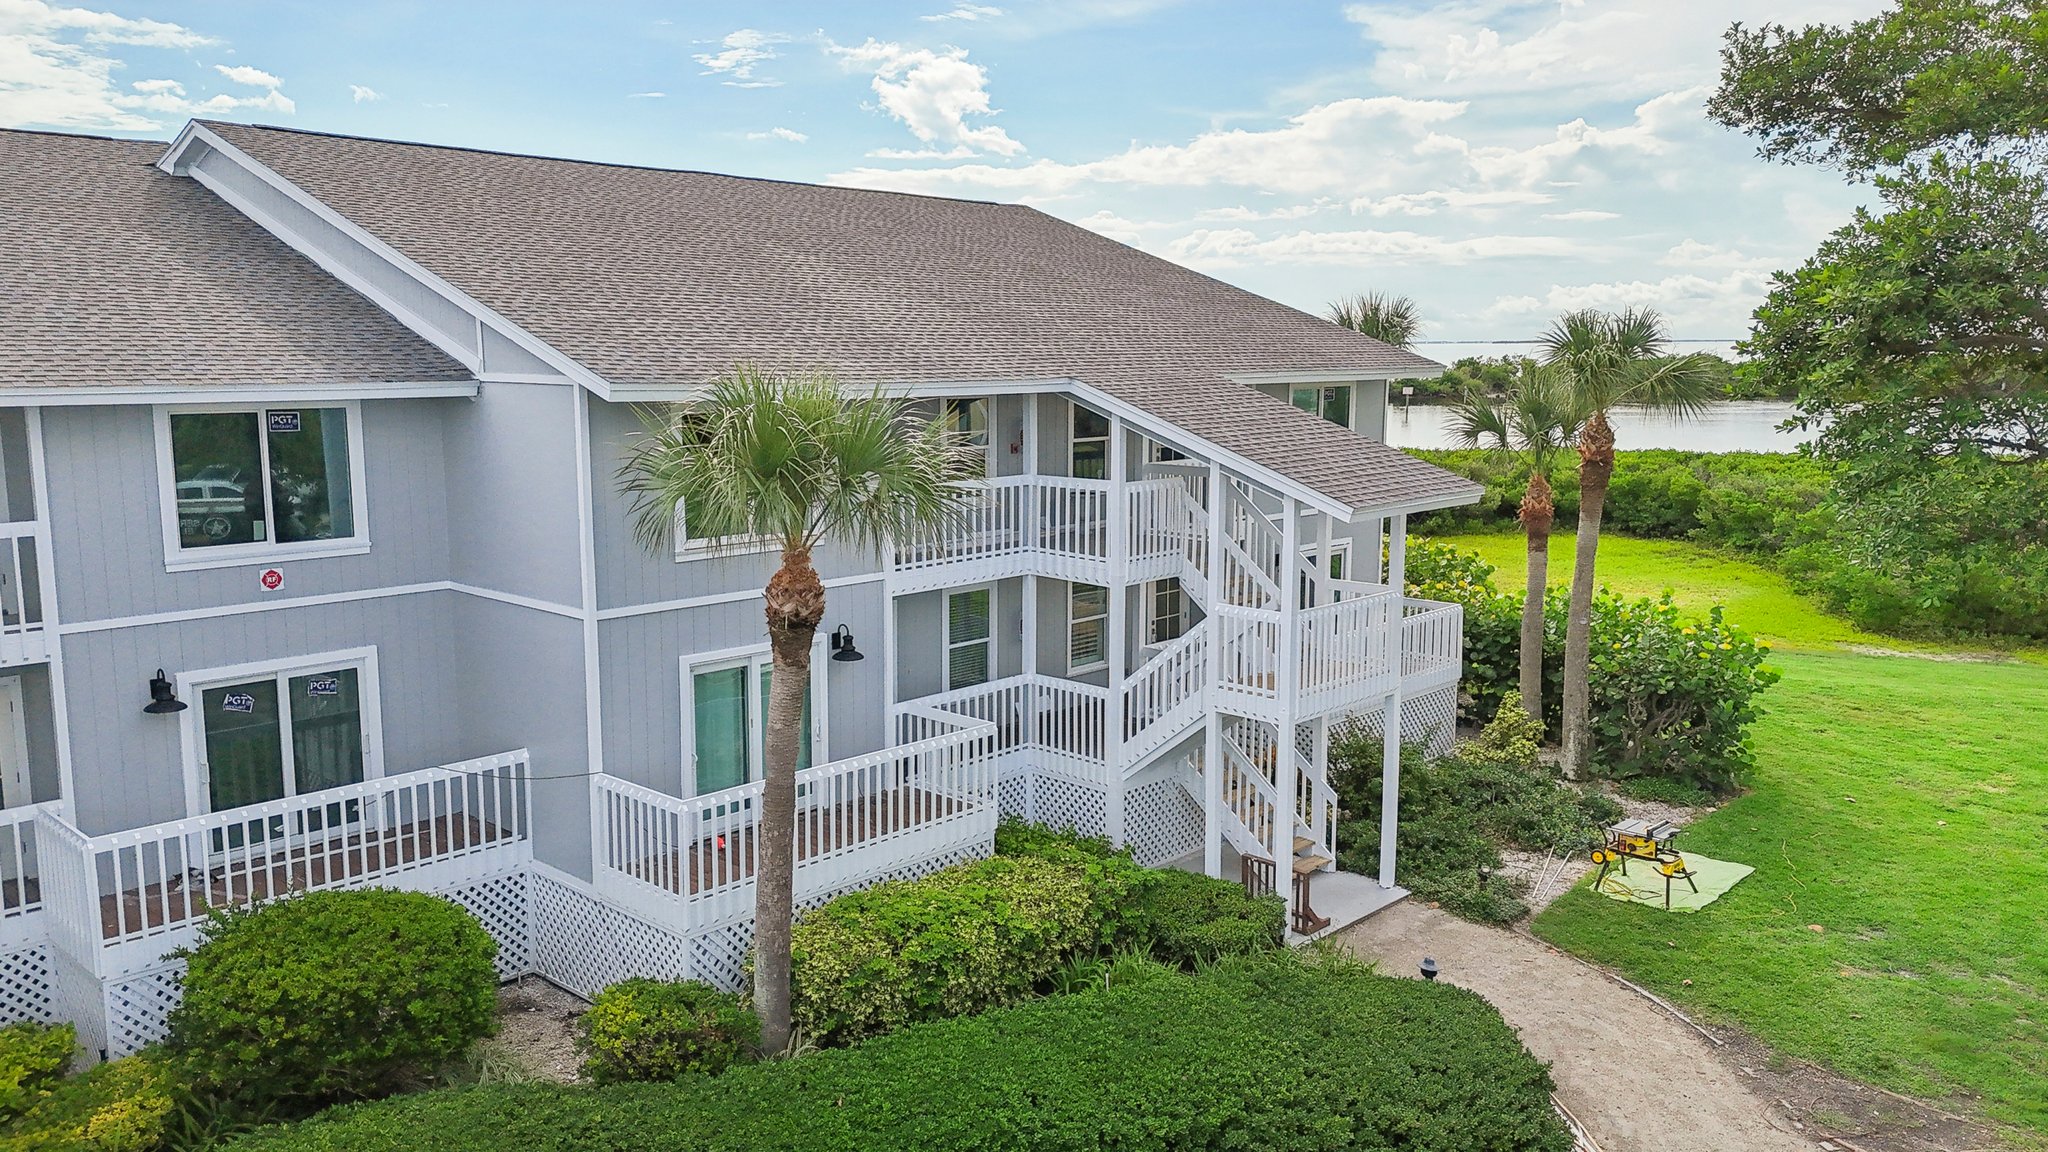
[1, 0, 1875, 346]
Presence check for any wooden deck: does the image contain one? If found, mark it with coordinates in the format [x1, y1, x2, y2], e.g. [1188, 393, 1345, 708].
[629, 788, 964, 896]
[98, 814, 511, 940]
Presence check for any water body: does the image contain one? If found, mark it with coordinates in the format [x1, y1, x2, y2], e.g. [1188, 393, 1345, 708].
[1384, 400, 1811, 454]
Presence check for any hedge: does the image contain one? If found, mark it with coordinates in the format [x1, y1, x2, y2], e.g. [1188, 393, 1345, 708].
[578, 979, 757, 1084]
[0, 1052, 175, 1152]
[232, 953, 1571, 1152]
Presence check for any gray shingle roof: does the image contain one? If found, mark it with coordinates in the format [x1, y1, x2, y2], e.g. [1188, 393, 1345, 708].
[204, 122, 1476, 513]
[0, 129, 469, 392]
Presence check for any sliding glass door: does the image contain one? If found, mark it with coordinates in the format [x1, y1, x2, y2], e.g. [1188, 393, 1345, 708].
[689, 653, 817, 798]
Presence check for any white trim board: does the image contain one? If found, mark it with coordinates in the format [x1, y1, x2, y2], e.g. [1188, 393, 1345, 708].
[57, 580, 584, 637]
[151, 400, 374, 573]
[0, 383, 480, 407]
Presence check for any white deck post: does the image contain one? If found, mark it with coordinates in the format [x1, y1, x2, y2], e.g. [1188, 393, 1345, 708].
[1378, 513, 1407, 889]
[1202, 458, 1225, 879]
[1273, 495, 1300, 918]
[1104, 411, 1128, 845]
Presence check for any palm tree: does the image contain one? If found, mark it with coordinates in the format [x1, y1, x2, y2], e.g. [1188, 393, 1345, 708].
[618, 367, 970, 1054]
[1327, 292, 1423, 349]
[1540, 310, 1720, 775]
[1444, 364, 1585, 724]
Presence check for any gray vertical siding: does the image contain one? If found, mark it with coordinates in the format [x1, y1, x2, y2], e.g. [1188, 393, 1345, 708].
[598, 579, 888, 797]
[441, 382, 584, 606]
[41, 400, 455, 624]
[58, 591, 467, 835]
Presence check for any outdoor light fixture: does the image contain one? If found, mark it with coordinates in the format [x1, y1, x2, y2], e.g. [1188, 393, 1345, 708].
[1419, 956, 1440, 981]
[1477, 864, 1492, 885]
[829, 624, 864, 662]
[143, 669, 187, 715]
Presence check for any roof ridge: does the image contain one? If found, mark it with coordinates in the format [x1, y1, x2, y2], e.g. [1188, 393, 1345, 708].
[0, 126, 166, 147]
[199, 120, 1019, 210]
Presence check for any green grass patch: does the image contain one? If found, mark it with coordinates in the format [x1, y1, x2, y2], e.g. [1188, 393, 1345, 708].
[1533, 650, 2048, 1134]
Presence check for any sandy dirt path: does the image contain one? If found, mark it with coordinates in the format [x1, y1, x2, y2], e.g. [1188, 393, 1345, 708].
[1338, 902, 1816, 1152]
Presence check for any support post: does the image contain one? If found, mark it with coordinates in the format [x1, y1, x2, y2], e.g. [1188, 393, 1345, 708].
[1104, 411, 1128, 845]
[1378, 513, 1408, 890]
[1202, 458, 1225, 878]
[1272, 495, 1301, 918]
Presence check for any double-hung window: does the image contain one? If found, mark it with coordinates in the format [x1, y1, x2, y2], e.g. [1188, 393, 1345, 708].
[187, 648, 380, 819]
[686, 649, 821, 797]
[1147, 579, 1186, 645]
[945, 398, 992, 479]
[159, 404, 367, 569]
[1071, 406, 1110, 479]
[1068, 583, 1109, 673]
[1289, 385, 1354, 429]
[945, 586, 994, 690]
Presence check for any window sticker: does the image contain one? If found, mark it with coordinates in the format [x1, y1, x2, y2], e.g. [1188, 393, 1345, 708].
[305, 676, 340, 697]
[221, 691, 256, 714]
[267, 411, 302, 433]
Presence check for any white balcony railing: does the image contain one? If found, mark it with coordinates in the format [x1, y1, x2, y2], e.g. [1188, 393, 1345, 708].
[0, 800, 61, 924]
[892, 477, 1112, 578]
[34, 752, 531, 975]
[1401, 598, 1464, 690]
[1297, 583, 1399, 714]
[594, 718, 998, 932]
[0, 523, 49, 667]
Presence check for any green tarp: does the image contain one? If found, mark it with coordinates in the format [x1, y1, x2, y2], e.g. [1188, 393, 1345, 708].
[1589, 852, 1754, 912]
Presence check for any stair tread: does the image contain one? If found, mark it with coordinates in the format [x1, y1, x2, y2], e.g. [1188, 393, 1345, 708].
[1292, 854, 1332, 874]
[1293, 836, 1316, 853]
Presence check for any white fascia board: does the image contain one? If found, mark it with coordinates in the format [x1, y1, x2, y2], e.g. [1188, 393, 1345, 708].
[1227, 368, 1445, 386]
[1, 381, 480, 406]
[156, 123, 614, 400]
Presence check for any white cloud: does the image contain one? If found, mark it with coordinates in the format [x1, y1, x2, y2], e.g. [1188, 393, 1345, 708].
[1480, 268, 1776, 333]
[1168, 226, 1583, 267]
[0, 2, 298, 128]
[214, 63, 279, 88]
[349, 84, 381, 102]
[746, 126, 808, 143]
[828, 38, 1023, 158]
[922, 4, 1003, 21]
[1197, 202, 1329, 221]
[1349, 188, 1554, 216]
[626, 91, 664, 99]
[1072, 209, 1152, 244]
[1543, 209, 1620, 221]
[694, 28, 784, 88]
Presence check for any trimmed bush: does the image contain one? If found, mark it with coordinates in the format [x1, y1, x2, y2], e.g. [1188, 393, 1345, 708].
[0, 1021, 75, 1120]
[168, 889, 499, 1109]
[578, 979, 756, 1084]
[1, 1052, 175, 1152]
[232, 953, 1570, 1152]
[991, 818, 1152, 947]
[1126, 868, 1284, 966]
[789, 855, 1100, 1045]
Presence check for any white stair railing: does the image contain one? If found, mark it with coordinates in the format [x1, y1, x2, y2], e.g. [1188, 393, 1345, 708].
[1119, 617, 1210, 773]
[1218, 721, 1280, 859]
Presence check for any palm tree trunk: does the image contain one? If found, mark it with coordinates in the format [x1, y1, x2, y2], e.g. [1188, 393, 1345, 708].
[1517, 470, 1554, 724]
[756, 541, 825, 1056]
[1562, 411, 1615, 776]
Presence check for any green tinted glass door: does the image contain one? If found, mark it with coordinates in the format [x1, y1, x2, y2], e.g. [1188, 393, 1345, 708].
[203, 678, 284, 811]
[288, 667, 364, 792]
[693, 666, 750, 795]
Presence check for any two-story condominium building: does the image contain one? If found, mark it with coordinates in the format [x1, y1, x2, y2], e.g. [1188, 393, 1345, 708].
[0, 121, 1481, 1058]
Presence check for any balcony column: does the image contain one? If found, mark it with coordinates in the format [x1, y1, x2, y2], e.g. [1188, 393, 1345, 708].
[1103, 413, 1128, 845]
[1378, 512, 1407, 890]
[1202, 459, 1224, 879]
[1272, 495, 1300, 920]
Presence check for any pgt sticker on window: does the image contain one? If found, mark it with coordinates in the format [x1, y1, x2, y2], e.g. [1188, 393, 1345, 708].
[267, 411, 302, 433]
[306, 677, 340, 697]
[221, 692, 257, 714]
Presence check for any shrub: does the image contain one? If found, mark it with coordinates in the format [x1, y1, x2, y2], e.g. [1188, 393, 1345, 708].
[168, 889, 499, 1109]
[1125, 869, 1284, 966]
[991, 817, 1150, 947]
[233, 953, 1570, 1152]
[578, 979, 756, 1084]
[1, 1052, 175, 1152]
[789, 855, 1099, 1045]
[0, 1021, 75, 1120]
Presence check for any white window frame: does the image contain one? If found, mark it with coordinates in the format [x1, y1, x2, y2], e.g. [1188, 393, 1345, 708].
[154, 401, 373, 573]
[943, 583, 998, 691]
[1067, 582, 1109, 675]
[1145, 578, 1186, 646]
[1070, 403, 1110, 480]
[671, 498, 781, 562]
[678, 639, 829, 797]
[946, 397, 995, 480]
[176, 645, 385, 819]
[1289, 384, 1355, 429]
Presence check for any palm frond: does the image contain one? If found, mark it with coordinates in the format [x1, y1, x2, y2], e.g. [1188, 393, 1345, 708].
[1539, 307, 1710, 420]
[1326, 292, 1423, 349]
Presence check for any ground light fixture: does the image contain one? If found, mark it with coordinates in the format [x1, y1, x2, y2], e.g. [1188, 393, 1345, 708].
[829, 624, 864, 662]
[143, 669, 187, 714]
[1419, 956, 1440, 981]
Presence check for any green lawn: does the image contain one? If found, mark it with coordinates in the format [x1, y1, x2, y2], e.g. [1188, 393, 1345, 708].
[1436, 531, 2048, 1136]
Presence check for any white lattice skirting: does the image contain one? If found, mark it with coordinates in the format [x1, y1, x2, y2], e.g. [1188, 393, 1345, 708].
[1335, 685, 1461, 760]
[1124, 775, 1205, 867]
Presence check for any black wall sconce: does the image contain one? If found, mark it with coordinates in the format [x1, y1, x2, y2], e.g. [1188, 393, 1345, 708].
[144, 669, 187, 715]
[829, 624, 864, 662]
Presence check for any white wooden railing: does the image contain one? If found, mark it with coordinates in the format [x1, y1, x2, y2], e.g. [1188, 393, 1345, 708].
[35, 752, 530, 974]
[594, 720, 998, 931]
[1297, 583, 1399, 713]
[894, 675, 1109, 785]
[0, 800, 60, 922]
[0, 523, 48, 667]
[892, 477, 1114, 577]
[1121, 618, 1209, 769]
[1219, 719, 1280, 858]
[1402, 598, 1464, 685]
[1215, 605, 1282, 703]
